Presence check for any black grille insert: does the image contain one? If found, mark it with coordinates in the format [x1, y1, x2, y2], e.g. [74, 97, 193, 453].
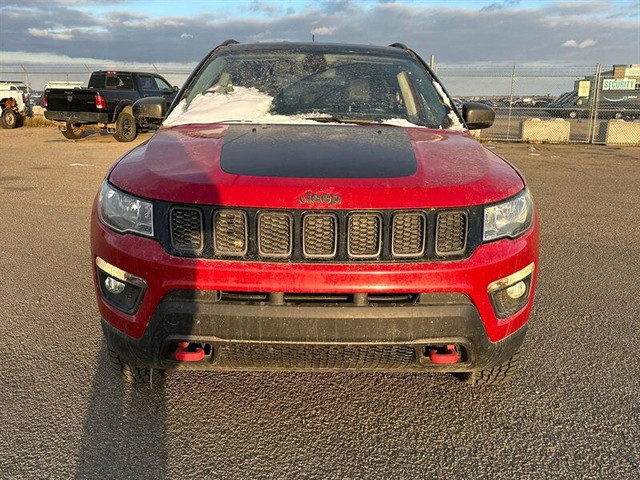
[436, 211, 468, 256]
[348, 213, 382, 258]
[170, 207, 203, 253]
[392, 212, 426, 258]
[258, 212, 292, 258]
[302, 213, 337, 258]
[214, 209, 247, 256]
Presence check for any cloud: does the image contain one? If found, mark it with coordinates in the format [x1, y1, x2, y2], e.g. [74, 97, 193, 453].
[1, 1, 636, 65]
[310, 27, 335, 36]
[562, 38, 598, 48]
[180, 33, 193, 39]
[27, 28, 73, 41]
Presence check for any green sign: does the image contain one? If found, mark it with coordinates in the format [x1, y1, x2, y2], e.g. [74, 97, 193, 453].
[602, 79, 636, 91]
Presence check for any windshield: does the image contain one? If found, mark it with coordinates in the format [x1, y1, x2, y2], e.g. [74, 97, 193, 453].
[164, 50, 463, 130]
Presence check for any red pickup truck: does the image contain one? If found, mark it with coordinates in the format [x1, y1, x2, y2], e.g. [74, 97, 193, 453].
[92, 41, 539, 387]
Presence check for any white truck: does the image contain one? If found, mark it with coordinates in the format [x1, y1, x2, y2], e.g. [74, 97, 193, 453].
[0, 81, 28, 129]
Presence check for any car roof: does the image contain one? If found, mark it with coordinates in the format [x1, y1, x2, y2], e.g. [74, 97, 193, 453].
[219, 42, 413, 58]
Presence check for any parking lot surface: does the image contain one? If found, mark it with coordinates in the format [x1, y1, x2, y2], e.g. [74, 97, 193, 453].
[1, 127, 638, 479]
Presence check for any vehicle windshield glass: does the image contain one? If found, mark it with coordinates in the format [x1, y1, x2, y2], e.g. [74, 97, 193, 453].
[164, 50, 463, 130]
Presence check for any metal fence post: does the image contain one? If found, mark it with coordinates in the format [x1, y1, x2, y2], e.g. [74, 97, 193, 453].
[506, 64, 516, 141]
[588, 64, 602, 144]
[21, 65, 30, 94]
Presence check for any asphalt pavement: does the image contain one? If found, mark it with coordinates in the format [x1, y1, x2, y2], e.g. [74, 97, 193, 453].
[0, 128, 638, 479]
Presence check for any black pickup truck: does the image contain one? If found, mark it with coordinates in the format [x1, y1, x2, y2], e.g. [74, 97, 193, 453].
[44, 71, 178, 142]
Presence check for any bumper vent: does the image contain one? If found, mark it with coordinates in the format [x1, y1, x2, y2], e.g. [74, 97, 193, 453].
[170, 208, 203, 253]
[214, 209, 247, 256]
[392, 213, 426, 257]
[216, 343, 416, 370]
[303, 213, 337, 258]
[348, 213, 382, 258]
[258, 212, 292, 258]
[436, 211, 468, 256]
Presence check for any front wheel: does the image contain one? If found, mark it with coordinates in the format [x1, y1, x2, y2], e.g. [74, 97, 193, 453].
[113, 111, 138, 142]
[454, 351, 520, 386]
[107, 345, 168, 386]
[1, 109, 22, 129]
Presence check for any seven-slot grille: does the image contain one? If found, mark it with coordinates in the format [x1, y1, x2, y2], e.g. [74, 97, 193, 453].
[167, 207, 473, 261]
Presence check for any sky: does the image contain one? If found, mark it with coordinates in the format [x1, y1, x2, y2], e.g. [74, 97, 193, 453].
[0, 0, 638, 66]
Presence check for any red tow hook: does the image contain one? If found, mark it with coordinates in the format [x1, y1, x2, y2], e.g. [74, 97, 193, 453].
[174, 342, 205, 362]
[428, 344, 460, 364]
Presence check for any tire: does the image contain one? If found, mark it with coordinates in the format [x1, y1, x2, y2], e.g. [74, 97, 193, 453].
[61, 123, 85, 140]
[1, 109, 19, 129]
[568, 111, 578, 119]
[454, 351, 520, 386]
[107, 345, 168, 386]
[113, 111, 138, 142]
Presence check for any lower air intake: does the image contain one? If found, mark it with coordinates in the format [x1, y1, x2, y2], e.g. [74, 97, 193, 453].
[216, 343, 416, 370]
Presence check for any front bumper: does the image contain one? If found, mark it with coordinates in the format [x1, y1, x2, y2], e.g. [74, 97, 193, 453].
[102, 292, 527, 372]
[92, 203, 539, 371]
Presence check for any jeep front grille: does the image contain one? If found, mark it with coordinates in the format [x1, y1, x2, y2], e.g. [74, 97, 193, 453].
[165, 205, 478, 262]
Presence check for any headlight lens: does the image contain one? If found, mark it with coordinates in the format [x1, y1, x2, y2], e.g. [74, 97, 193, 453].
[98, 181, 154, 236]
[483, 189, 533, 242]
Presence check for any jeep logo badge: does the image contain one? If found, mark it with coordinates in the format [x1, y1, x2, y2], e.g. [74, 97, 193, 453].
[299, 191, 342, 205]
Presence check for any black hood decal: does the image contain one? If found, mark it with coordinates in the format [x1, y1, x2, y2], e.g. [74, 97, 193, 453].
[220, 125, 417, 178]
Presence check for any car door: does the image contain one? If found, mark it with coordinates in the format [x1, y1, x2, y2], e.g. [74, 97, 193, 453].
[153, 75, 178, 104]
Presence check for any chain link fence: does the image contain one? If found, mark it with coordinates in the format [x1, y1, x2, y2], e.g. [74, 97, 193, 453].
[436, 63, 639, 145]
[2, 62, 638, 145]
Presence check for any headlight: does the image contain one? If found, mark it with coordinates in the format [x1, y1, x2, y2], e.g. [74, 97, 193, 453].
[483, 188, 533, 242]
[98, 181, 154, 236]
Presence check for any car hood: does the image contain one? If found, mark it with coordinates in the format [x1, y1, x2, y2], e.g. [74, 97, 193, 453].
[109, 124, 524, 209]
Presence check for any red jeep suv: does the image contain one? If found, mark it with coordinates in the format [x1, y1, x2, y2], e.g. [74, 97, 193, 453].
[92, 41, 539, 386]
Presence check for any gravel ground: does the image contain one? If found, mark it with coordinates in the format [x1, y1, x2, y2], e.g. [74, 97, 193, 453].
[0, 127, 638, 479]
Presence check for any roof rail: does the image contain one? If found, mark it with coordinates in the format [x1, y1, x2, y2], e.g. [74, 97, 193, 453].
[388, 42, 410, 51]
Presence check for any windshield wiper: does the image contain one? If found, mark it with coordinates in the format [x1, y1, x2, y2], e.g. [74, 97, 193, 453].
[305, 115, 383, 125]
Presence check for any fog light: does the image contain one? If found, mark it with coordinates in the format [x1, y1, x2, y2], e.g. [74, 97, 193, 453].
[488, 263, 535, 318]
[95, 257, 147, 314]
[505, 281, 526, 299]
[104, 276, 125, 294]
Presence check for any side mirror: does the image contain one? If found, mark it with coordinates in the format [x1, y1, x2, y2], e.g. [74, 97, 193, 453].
[462, 102, 495, 130]
[133, 96, 165, 125]
[172, 85, 179, 93]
